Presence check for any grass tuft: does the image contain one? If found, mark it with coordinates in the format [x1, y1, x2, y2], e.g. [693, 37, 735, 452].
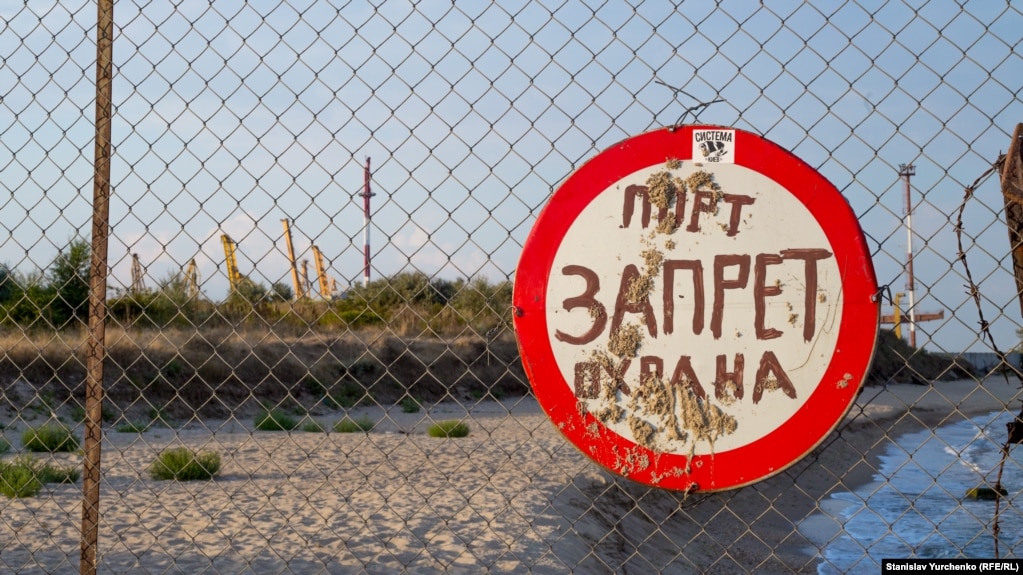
[254, 409, 299, 431]
[333, 416, 375, 433]
[0, 462, 40, 498]
[33, 459, 80, 484]
[399, 396, 421, 413]
[150, 447, 221, 481]
[22, 423, 80, 453]
[301, 420, 325, 433]
[427, 420, 470, 438]
[0, 455, 80, 498]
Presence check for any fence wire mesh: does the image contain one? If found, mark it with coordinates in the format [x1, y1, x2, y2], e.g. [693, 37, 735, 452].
[2, 1, 1023, 573]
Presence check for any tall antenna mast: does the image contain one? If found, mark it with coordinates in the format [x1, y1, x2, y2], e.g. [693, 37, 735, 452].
[899, 163, 917, 348]
[362, 156, 375, 286]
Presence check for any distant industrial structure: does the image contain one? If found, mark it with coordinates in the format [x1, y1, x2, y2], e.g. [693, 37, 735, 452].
[879, 163, 944, 348]
[360, 156, 374, 287]
[281, 218, 306, 299]
[131, 158, 376, 302]
[220, 234, 241, 293]
[129, 253, 146, 294]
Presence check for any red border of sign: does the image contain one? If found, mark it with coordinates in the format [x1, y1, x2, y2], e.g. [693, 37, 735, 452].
[513, 126, 879, 491]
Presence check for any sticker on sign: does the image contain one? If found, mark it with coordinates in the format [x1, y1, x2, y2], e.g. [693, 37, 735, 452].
[513, 126, 879, 491]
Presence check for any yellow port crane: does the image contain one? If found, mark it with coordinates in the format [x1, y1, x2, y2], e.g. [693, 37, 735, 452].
[130, 253, 146, 293]
[221, 234, 241, 292]
[281, 219, 305, 300]
[184, 258, 199, 299]
[300, 259, 311, 298]
[311, 245, 335, 299]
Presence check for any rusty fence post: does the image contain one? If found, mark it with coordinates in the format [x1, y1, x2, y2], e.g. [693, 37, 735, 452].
[81, 0, 114, 573]
[1002, 123, 1023, 318]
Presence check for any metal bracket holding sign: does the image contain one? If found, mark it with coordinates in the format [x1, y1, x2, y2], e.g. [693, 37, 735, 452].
[513, 126, 879, 492]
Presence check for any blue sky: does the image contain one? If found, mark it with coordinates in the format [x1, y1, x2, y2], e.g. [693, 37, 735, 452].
[1, 0, 1021, 353]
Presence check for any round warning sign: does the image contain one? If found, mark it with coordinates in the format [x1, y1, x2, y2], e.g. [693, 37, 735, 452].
[513, 126, 879, 491]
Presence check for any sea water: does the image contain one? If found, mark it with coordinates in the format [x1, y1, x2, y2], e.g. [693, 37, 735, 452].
[812, 411, 1023, 573]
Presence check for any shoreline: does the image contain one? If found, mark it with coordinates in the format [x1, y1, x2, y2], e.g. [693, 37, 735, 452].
[843, 377, 1023, 492]
[549, 377, 1023, 574]
[791, 378, 1023, 571]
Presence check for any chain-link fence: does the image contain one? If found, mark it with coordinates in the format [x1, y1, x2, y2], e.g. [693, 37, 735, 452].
[2, 1, 1023, 573]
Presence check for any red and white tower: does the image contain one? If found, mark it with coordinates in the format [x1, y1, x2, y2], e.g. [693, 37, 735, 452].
[362, 157, 374, 286]
[899, 163, 917, 348]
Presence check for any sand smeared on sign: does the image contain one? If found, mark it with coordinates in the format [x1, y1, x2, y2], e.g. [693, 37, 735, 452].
[676, 378, 737, 444]
[642, 247, 664, 274]
[717, 380, 740, 406]
[618, 374, 738, 454]
[578, 164, 744, 462]
[683, 170, 721, 196]
[608, 322, 642, 358]
[645, 170, 676, 209]
[597, 165, 741, 456]
[625, 273, 654, 305]
[656, 214, 677, 234]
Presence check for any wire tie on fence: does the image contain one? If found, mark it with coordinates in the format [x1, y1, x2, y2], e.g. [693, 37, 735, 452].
[672, 100, 725, 127]
[871, 284, 892, 304]
[654, 79, 725, 128]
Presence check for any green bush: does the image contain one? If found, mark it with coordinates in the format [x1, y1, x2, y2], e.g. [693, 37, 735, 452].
[0, 438, 11, 455]
[254, 409, 299, 431]
[0, 455, 80, 498]
[150, 447, 221, 481]
[333, 416, 375, 433]
[400, 396, 421, 414]
[22, 423, 80, 453]
[0, 461, 41, 498]
[427, 420, 470, 438]
[33, 459, 80, 484]
[335, 309, 384, 329]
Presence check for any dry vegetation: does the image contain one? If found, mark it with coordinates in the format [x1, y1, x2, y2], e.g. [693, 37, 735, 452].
[0, 326, 525, 421]
[0, 319, 974, 428]
[2, 250, 524, 421]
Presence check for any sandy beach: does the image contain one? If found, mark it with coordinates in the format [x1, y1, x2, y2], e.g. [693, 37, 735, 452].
[0, 378, 1020, 574]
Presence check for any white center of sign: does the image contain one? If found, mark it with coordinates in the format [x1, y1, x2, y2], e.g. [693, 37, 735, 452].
[546, 161, 842, 455]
